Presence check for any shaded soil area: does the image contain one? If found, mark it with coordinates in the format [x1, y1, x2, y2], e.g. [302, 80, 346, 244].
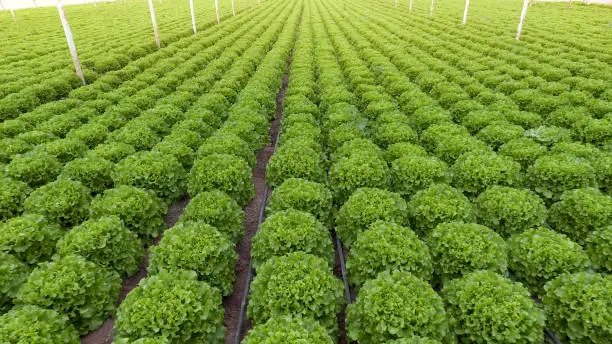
[80, 195, 191, 344]
[223, 60, 290, 344]
[333, 231, 352, 344]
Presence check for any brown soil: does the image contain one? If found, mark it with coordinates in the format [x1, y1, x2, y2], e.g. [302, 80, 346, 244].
[80, 195, 190, 344]
[223, 60, 290, 344]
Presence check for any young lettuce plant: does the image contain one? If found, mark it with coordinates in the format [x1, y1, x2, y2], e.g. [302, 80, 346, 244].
[547, 188, 612, 244]
[428, 222, 507, 283]
[179, 190, 244, 243]
[543, 272, 612, 344]
[248, 252, 344, 338]
[252, 209, 333, 269]
[0, 252, 29, 312]
[391, 155, 448, 198]
[442, 271, 545, 344]
[586, 226, 612, 273]
[266, 178, 333, 225]
[474, 186, 547, 238]
[527, 154, 598, 203]
[24, 179, 91, 227]
[0, 305, 80, 344]
[407, 184, 475, 236]
[347, 221, 433, 288]
[149, 222, 236, 296]
[112, 151, 187, 202]
[346, 271, 449, 344]
[450, 151, 522, 196]
[57, 216, 144, 278]
[336, 188, 407, 248]
[508, 227, 590, 297]
[16, 255, 121, 334]
[60, 156, 115, 194]
[0, 177, 31, 221]
[89, 185, 165, 239]
[114, 270, 225, 344]
[242, 315, 334, 344]
[188, 153, 254, 206]
[329, 153, 390, 203]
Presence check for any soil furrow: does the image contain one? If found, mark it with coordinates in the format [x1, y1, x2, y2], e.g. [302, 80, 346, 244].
[223, 44, 295, 344]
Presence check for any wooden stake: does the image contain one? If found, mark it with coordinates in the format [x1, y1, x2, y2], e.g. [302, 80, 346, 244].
[215, 0, 220, 24]
[430, 0, 435, 16]
[232, 0, 236, 16]
[148, 0, 161, 48]
[190, 0, 197, 34]
[516, 0, 529, 40]
[462, 0, 469, 24]
[57, 0, 86, 85]
[409, 0, 413, 11]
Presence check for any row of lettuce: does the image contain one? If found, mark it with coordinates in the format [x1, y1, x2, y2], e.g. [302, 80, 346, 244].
[0, 1, 301, 343]
[407, 0, 611, 71]
[0, 0, 238, 120]
[228, 0, 610, 343]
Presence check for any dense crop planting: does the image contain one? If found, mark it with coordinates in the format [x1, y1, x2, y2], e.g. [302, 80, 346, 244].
[1, 0, 611, 342]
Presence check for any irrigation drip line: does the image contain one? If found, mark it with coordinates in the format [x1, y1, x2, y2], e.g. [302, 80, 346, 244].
[333, 230, 352, 305]
[234, 185, 270, 344]
[545, 329, 562, 344]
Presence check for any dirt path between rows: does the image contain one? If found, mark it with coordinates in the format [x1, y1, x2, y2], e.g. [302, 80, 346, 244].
[223, 61, 290, 344]
[81, 195, 191, 344]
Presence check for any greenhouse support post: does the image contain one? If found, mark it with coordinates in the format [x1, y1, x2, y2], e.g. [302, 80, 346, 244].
[148, 0, 161, 48]
[567, 0, 573, 9]
[190, 0, 197, 34]
[57, 0, 86, 85]
[462, 0, 469, 24]
[409, 0, 412, 11]
[232, 0, 235, 16]
[395, 0, 398, 8]
[516, 0, 529, 40]
[430, 0, 435, 16]
[215, 0, 220, 24]
[10, 9, 16, 22]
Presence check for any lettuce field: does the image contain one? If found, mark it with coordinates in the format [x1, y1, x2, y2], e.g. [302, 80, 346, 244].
[0, 0, 611, 343]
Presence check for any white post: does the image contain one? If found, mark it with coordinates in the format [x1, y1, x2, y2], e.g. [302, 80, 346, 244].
[189, 0, 197, 34]
[57, 0, 86, 85]
[567, 0, 573, 9]
[215, 0, 220, 24]
[516, 0, 529, 40]
[430, 0, 435, 16]
[94, 0, 97, 11]
[462, 0, 469, 24]
[232, 0, 235, 16]
[394, 0, 398, 8]
[147, 0, 161, 48]
[10, 9, 16, 23]
[409, 0, 412, 11]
